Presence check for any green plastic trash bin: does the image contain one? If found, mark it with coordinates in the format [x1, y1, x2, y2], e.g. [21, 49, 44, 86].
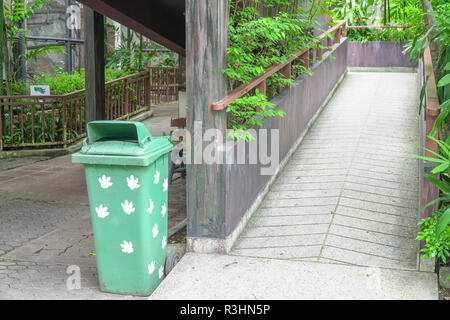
[72, 121, 173, 296]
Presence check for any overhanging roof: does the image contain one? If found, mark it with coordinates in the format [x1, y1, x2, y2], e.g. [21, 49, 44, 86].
[77, 0, 186, 56]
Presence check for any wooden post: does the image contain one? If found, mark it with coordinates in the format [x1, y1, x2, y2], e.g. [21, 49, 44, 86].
[85, 8, 105, 123]
[178, 55, 187, 118]
[62, 97, 67, 146]
[317, 46, 323, 60]
[186, 0, 229, 250]
[144, 69, 150, 107]
[0, 100, 2, 151]
[327, 33, 333, 51]
[282, 63, 291, 91]
[255, 80, 266, 112]
[0, 0, 3, 150]
[124, 78, 129, 117]
[302, 50, 310, 69]
[0, 0, 3, 96]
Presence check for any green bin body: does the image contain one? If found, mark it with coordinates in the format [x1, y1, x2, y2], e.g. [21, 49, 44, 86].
[72, 121, 173, 296]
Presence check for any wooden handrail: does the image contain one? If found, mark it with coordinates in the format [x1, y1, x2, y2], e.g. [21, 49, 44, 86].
[212, 21, 346, 111]
[423, 46, 440, 154]
[346, 25, 410, 41]
[419, 45, 441, 226]
[346, 25, 410, 29]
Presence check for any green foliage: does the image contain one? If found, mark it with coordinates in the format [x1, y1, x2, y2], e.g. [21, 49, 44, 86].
[405, 2, 450, 139]
[226, 90, 286, 141]
[327, 0, 419, 42]
[105, 29, 176, 71]
[3, 0, 66, 93]
[19, 44, 66, 62]
[152, 51, 177, 67]
[417, 208, 450, 264]
[414, 136, 450, 264]
[1, 78, 26, 96]
[32, 67, 85, 95]
[224, 0, 322, 140]
[32, 67, 134, 95]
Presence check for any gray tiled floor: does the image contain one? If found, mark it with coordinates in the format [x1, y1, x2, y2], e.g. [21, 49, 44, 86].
[231, 71, 421, 271]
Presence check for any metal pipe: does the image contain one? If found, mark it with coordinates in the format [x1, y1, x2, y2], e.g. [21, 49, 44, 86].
[24, 35, 84, 43]
[65, 0, 73, 73]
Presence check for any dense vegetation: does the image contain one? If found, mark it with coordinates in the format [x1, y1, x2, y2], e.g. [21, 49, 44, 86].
[225, 0, 325, 141]
[409, 0, 450, 267]
[327, 0, 423, 41]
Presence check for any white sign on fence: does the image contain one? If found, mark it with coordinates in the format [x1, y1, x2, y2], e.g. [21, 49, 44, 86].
[30, 85, 50, 96]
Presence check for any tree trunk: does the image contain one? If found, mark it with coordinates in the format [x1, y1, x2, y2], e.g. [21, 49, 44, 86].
[421, 0, 440, 67]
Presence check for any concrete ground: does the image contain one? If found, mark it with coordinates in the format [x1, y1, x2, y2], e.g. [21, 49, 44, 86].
[232, 72, 421, 270]
[150, 71, 439, 300]
[0, 73, 440, 300]
[0, 102, 186, 299]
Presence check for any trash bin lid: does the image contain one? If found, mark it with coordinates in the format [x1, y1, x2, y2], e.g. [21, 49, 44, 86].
[72, 121, 173, 166]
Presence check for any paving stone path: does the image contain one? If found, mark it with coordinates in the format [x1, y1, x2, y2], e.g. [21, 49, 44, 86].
[231, 71, 421, 271]
[0, 103, 185, 299]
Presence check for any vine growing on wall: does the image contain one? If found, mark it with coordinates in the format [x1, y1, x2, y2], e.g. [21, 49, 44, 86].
[224, 0, 326, 141]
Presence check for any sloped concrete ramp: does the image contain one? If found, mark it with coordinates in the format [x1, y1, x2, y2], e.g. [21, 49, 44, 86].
[232, 71, 421, 270]
[150, 253, 437, 300]
[151, 71, 438, 300]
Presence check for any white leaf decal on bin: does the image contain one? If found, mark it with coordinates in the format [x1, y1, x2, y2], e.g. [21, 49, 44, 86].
[152, 224, 159, 238]
[120, 240, 133, 254]
[163, 178, 168, 192]
[95, 204, 110, 218]
[126, 175, 140, 190]
[98, 175, 112, 189]
[148, 261, 155, 275]
[161, 203, 167, 217]
[147, 199, 154, 215]
[121, 200, 135, 215]
[162, 235, 167, 249]
[154, 171, 160, 184]
[158, 266, 164, 279]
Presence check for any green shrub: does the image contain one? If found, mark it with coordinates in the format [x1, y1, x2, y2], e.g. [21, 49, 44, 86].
[417, 208, 450, 264]
[224, 0, 321, 140]
[31, 67, 134, 95]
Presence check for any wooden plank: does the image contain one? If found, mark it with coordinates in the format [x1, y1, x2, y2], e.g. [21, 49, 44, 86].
[84, 7, 105, 123]
[186, 0, 229, 240]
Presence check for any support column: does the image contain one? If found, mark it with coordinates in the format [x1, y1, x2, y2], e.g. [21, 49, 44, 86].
[85, 7, 105, 123]
[186, 0, 229, 253]
[0, 0, 3, 96]
[177, 55, 186, 119]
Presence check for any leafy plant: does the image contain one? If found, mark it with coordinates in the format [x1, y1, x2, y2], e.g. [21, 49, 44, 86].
[414, 135, 450, 264]
[2, 0, 66, 95]
[224, 0, 324, 140]
[32, 67, 134, 95]
[405, 2, 450, 138]
[417, 208, 450, 263]
[106, 29, 158, 71]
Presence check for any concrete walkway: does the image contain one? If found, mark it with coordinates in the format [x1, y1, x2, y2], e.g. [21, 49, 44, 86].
[151, 71, 439, 299]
